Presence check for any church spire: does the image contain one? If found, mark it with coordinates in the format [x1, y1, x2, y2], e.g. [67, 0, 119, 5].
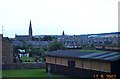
[29, 20, 32, 37]
[62, 30, 65, 36]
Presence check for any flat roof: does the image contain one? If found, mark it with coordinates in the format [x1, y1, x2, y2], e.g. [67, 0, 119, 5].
[46, 50, 120, 61]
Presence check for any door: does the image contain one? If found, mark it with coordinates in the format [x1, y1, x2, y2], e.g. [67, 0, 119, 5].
[68, 60, 75, 76]
[68, 60, 75, 68]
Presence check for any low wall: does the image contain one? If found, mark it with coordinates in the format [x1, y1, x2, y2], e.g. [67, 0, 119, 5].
[2, 63, 45, 70]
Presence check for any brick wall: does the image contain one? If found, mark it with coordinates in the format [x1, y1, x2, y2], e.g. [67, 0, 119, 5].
[2, 63, 45, 70]
[2, 37, 13, 64]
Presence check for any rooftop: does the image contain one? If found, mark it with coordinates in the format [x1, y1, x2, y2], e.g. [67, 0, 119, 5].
[46, 50, 120, 62]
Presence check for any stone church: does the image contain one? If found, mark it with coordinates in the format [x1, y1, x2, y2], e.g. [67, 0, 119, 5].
[15, 20, 33, 41]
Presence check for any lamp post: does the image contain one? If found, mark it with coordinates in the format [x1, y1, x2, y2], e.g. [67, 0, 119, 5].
[2, 26, 3, 34]
[0, 26, 4, 35]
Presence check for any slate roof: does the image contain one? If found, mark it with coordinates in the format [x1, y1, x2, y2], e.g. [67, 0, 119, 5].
[26, 41, 52, 46]
[15, 35, 31, 41]
[12, 40, 23, 46]
[46, 50, 120, 61]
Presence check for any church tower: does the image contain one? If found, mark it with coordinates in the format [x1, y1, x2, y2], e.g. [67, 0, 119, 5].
[29, 20, 32, 37]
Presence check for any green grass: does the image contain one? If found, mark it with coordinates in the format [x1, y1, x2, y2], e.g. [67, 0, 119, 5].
[2, 69, 70, 78]
[2, 69, 47, 77]
[78, 49, 105, 53]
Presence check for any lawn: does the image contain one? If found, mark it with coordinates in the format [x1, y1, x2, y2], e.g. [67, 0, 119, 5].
[78, 49, 106, 53]
[2, 69, 73, 79]
[2, 69, 47, 77]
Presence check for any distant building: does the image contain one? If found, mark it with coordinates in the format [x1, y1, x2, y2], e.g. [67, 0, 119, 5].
[18, 49, 29, 57]
[79, 32, 120, 49]
[12, 40, 23, 47]
[65, 36, 81, 48]
[0, 34, 13, 64]
[95, 46, 120, 51]
[15, 20, 33, 41]
[15, 35, 32, 41]
[46, 50, 120, 78]
[13, 20, 53, 48]
[13, 20, 36, 47]
[60, 31, 81, 49]
[26, 41, 53, 48]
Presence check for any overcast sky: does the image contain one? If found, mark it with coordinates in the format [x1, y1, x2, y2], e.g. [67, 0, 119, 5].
[0, 0, 119, 38]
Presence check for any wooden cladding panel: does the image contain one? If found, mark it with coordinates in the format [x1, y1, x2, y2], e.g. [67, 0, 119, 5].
[101, 62, 111, 72]
[56, 57, 62, 65]
[50, 57, 56, 64]
[62, 58, 68, 66]
[92, 61, 101, 71]
[46, 56, 111, 73]
[83, 60, 91, 69]
[75, 59, 82, 68]
[46, 56, 51, 63]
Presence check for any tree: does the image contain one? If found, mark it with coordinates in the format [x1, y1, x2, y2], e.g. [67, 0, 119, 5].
[29, 48, 45, 56]
[48, 41, 66, 51]
[40, 36, 56, 41]
[42, 36, 52, 41]
[32, 37, 39, 41]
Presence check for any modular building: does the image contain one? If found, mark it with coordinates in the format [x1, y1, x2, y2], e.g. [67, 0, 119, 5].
[46, 50, 120, 78]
